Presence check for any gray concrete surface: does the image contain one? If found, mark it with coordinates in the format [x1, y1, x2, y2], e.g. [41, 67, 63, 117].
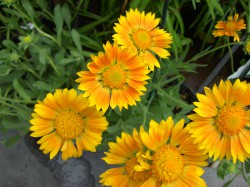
[0, 134, 249, 187]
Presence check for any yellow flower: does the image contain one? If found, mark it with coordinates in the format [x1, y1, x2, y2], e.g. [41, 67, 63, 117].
[212, 13, 246, 42]
[23, 35, 32, 43]
[188, 79, 250, 163]
[100, 130, 152, 187]
[29, 89, 108, 160]
[140, 117, 208, 187]
[76, 42, 150, 112]
[113, 9, 172, 71]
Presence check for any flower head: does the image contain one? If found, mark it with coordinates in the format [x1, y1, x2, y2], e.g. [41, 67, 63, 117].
[113, 9, 172, 71]
[100, 129, 152, 187]
[140, 117, 208, 187]
[76, 42, 150, 112]
[188, 79, 250, 163]
[29, 89, 108, 160]
[212, 13, 246, 42]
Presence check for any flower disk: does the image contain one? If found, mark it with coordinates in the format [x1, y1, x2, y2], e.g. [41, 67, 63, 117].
[29, 89, 108, 160]
[212, 13, 246, 42]
[100, 130, 151, 187]
[188, 79, 250, 163]
[140, 117, 208, 187]
[113, 8, 172, 71]
[76, 42, 150, 112]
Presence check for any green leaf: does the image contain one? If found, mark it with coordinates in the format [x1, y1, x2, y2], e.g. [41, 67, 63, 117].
[32, 81, 53, 92]
[4, 134, 21, 147]
[80, 35, 102, 51]
[38, 48, 48, 64]
[244, 160, 250, 173]
[205, 0, 215, 19]
[0, 70, 25, 84]
[62, 3, 71, 29]
[211, 0, 224, 15]
[21, 0, 36, 20]
[0, 65, 12, 76]
[154, 85, 194, 110]
[35, 0, 47, 11]
[217, 160, 239, 180]
[78, 14, 111, 33]
[13, 79, 31, 100]
[2, 40, 17, 50]
[71, 29, 82, 53]
[2, 119, 22, 130]
[54, 4, 63, 43]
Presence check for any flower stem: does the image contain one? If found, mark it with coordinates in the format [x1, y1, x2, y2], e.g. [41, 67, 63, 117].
[227, 37, 234, 73]
[0, 97, 36, 104]
[184, 42, 243, 64]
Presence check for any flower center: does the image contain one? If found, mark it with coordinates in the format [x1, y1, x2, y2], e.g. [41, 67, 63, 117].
[226, 22, 236, 31]
[216, 105, 246, 135]
[55, 110, 85, 139]
[151, 145, 184, 183]
[103, 65, 127, 89]
[23, 35, 32, 43]
[125, 156, 151, 182]
[132, 30, 152, 50]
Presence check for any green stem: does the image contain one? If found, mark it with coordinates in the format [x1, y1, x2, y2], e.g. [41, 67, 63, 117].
[242, 162, 248, 182]
[184, 42, 243, 64]
[0, 97, 36, 104]
[0, 112, 16, 116]
[47, 57, 61, 76]
[0, 100, 24, 111]
[227, 37, 234, 73]
[139, 103, 147, 127]
[20, 63, 42, 80]
[72, 0, 84, 20]
[13, 5, 59, 45]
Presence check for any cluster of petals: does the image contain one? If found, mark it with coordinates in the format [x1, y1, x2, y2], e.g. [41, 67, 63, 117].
[30, 89, 108, 160]
[100, 116, 208, 187]
[113, 8, 172, 71]
[188, 79, 250, 163]
[212, 13, 246, 42]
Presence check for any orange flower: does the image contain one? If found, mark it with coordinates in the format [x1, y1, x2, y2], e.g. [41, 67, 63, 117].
[188, 79, 250, 163]
[212, 13, 246, 42]
[29, 89, 108, 160]
[140, 117, 208, 187]
[100, 130, 151, 187]
[76, 42, 150, 112]
[113, 9, 172, 71]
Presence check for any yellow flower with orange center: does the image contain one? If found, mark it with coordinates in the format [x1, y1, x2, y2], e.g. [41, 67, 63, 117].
[113, 9, 172, 71]
[140, 117, 208, 187]
[100, 130, 152, 187]
[29, 89, 108, 161]
[76, 42, 150, 112]
[188, 79, 250, 163]
[212, 13, 246, 42]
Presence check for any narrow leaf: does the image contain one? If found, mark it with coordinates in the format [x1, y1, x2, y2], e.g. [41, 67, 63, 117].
[13, 79, 31, 100]
[54, 4, 63, 43]
[71, 29, 82, 53]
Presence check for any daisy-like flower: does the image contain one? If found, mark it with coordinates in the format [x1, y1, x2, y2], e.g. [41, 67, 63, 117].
[29, 89, 108, 161]
[188, 79, 250, 163]
[76, 42, 150, 112]
[212, 13, 246, 42]
[140, 117, 208, 187]
[100, 129, 152, 187]
[113, 9, 172, 71]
